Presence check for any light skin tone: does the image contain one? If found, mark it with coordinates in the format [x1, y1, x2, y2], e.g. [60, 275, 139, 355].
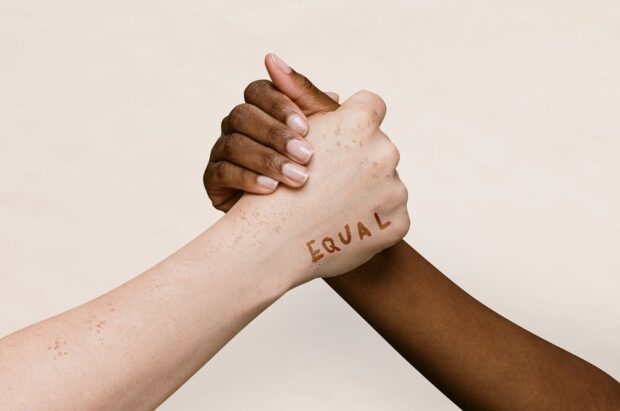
[205, 53, 620, 410]
[0, 90, 409, 409]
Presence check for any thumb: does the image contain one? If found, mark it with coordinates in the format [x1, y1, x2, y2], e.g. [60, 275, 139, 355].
[265, 53, 340, 116]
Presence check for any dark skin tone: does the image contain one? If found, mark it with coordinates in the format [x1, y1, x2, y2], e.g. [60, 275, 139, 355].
[204, 54, 620, 410]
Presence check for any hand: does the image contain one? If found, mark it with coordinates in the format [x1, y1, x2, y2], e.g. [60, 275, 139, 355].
[203, 54, 339, 212]
[218, 56, 410, 282]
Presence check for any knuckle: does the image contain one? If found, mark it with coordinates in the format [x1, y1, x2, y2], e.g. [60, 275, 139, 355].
[299, 74, 315, 91]
[347, 109, 374, 129]
[222, 133, 243, 159]
[352, 90, 386, 125]
[390, 143, 401, 166]
[261, 151, 284, 173]
[229, 103, 251, 128]
[267, 123, 294, 148]
[244, 80, 271, 102]
[210, 135, 224, 157]
[214, 161, 227, 179]
[396, 182, 409, 204]
[370, 93, 387, 116]
[269, 100, 292, 117]
[203, 166, 211, 189]
[376, 141, 400, 166]
[398, 212, 411, 237]
[204, 162, 221, 187]
[358, 89, 386, 108]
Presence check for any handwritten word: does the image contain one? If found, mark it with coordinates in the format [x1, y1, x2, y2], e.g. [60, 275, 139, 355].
[306, 212, 392, 263]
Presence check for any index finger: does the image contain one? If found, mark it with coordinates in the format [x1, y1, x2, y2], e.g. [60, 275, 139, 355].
[244, 79, 309, 136]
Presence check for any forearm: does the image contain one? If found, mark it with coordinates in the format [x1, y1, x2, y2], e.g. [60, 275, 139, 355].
[0, 217, 293, 410]
[325, 240, 620, 410]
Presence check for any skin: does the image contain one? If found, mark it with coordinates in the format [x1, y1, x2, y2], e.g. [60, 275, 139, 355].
[0, 92, 409, 409]
[204, 53, 620, 410]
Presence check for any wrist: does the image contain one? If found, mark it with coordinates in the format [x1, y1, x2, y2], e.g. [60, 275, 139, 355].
[205, 206, 310, 295]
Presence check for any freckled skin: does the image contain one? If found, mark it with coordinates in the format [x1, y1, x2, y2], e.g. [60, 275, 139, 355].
[205, 58, 620, 410]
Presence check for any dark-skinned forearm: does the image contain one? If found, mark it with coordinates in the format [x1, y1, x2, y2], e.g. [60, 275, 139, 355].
[324, 240, 620, 410]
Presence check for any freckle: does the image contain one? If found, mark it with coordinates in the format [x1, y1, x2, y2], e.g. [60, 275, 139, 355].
[63, 352, 68, 355]
[372, 161, 378, 167]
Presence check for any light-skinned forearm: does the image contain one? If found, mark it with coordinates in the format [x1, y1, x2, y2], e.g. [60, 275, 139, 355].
[0, 92, 408, 410]
[0, 214, 296, 410]
[326, 241, 620, 410]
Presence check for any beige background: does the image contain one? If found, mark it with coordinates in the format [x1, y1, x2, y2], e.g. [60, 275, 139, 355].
[1, 1, 619, 409]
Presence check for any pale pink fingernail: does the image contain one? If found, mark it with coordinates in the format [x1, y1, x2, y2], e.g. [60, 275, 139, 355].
[282, 163, 309, 184]
[287, 138, 313, 163]
[287, 114, 308, 135]
[257, 175, 278, 190]
[269, 53, 292, 74]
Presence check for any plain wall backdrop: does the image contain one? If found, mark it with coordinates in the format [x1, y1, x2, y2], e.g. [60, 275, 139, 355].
[1, 1, 618, 409]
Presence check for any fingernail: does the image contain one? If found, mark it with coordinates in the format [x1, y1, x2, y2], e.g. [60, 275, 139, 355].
[282, 163, 309, 184]
[287, 138, 313, 163]
[270, 53, 292, 74]
[257, 175, 278, 190]
[287, 114, 308, 135]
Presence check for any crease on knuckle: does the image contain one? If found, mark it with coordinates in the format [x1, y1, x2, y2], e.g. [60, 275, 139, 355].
[267, 123, 294, 149]
[299, 75, 315, 91]
[261, 151, 283, 173]
[229, 104, 250, 128]
[214, 161, 227, 179]
[244, 80, 271, 102]
[222, 134, 242, 159]
[269, 100, 291, 117]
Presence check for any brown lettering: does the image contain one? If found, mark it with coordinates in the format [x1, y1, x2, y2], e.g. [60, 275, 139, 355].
[357, 221, 372, 240]
[322, 237, 342, 253]
[306, 240, 324, 263]
[374, 212, 392, 230]
[338, 224, 352, 244]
